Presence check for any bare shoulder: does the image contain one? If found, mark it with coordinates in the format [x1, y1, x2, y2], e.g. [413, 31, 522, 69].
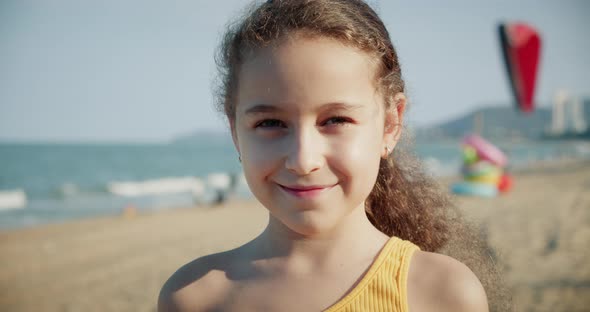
[408, 250, 489, 312]
[158, 251, 235, 312]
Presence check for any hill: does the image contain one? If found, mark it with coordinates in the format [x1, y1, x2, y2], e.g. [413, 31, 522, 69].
[415, 99, 590, 141]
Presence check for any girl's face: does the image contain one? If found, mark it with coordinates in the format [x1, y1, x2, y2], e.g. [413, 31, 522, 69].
[232, 36, 404, 236]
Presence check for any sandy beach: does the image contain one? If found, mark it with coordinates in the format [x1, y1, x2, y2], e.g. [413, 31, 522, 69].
[1, 160, 589, 311]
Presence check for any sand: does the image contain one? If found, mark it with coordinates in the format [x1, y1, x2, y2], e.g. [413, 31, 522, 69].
[452, 160, 590, 311]
[0, 160, 589, 311]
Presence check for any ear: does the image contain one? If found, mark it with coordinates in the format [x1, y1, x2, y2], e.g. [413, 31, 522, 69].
[229, 118, 241, 155]
[382, 92, 406, 158]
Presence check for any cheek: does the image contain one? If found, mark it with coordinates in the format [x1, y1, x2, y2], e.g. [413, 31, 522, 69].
[338, 122, 383, 161]
[250, 137, 284, 158]
[238, 132, 282, 178]
[330, 128, 382, 187]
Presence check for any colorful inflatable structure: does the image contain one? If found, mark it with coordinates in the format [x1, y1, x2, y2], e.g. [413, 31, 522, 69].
[451, 134, 513, 197]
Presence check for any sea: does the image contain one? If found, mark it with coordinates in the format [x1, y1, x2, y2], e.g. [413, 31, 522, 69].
[1, 139, 589, 230]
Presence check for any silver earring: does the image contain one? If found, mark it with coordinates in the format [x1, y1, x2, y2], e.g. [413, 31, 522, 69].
[384, 146, 391, 157]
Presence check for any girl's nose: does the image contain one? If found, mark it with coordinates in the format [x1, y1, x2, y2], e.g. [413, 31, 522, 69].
[284, 128, 323, 176]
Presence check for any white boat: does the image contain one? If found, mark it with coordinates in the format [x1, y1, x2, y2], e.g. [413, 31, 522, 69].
[108, 177, 205, 197]
[0, 189, 27, 210]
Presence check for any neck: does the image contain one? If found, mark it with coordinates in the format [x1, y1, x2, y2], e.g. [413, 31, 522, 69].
[251, 204, 388, 274]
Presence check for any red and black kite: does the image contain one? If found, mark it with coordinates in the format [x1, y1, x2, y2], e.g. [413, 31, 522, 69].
[498, 22, 542, 113]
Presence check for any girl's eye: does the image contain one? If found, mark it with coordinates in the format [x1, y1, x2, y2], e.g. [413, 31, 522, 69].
[323, 116, 352, 126]
[255, 119, 286, 128]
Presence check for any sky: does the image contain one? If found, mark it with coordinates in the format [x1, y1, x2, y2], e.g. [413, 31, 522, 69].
[1, 0, 589, 142]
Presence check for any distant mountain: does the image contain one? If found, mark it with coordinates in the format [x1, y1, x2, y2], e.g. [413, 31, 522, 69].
[415, 100, 590, 141]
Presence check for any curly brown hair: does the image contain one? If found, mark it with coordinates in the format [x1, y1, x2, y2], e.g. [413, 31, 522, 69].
[214, 0, 511, 310]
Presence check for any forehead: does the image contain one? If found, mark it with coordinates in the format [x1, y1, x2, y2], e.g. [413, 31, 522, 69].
[236, 36, 382, 114]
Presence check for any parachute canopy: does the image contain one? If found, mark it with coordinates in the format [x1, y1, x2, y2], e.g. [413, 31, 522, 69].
[498, 22, 541, 113]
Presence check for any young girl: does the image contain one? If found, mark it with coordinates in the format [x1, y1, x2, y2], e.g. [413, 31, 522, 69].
[160, 1, 504, 311]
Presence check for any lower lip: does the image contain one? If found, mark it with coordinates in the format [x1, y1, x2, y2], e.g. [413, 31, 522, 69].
[279, 185, 334, 199]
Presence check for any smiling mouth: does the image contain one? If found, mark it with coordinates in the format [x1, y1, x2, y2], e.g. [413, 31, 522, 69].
[278, 184, 335, 199]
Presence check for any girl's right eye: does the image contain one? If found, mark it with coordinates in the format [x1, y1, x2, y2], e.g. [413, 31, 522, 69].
[255, 119, 286, 129]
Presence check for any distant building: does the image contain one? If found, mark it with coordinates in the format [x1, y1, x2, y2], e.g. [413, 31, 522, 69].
[547, 90, 589, 137]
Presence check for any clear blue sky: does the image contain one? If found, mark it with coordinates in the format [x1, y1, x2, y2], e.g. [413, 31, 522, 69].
[1, 0, 588, 142]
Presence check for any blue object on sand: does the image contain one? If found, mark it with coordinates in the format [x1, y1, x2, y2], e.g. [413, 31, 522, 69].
[451, 182, 498, 198]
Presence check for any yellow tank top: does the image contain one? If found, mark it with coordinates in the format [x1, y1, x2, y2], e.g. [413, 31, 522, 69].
[324, 237, 420, 312]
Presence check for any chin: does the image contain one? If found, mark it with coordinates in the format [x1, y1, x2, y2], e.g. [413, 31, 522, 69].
[285, 223, 330, 237]
[279, 210, 343, 237]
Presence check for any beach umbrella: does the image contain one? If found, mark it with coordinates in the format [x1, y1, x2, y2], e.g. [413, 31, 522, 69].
[498, 22, 542, 113]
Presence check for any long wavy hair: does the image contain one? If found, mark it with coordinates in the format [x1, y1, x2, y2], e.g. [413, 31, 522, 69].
[214, 1, 511, 310]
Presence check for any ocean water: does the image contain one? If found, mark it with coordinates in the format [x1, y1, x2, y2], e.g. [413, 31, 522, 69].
[1, 139, 589, 229]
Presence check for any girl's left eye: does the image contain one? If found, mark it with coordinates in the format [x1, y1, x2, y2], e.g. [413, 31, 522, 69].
[323, 116, 352, 126]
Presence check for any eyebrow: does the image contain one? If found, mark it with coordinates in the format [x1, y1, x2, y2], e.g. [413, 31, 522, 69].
[243, 102, 364, 115]
[244, 104, 281, 115]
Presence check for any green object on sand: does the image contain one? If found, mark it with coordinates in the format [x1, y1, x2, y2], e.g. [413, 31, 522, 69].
[462, 146, 478, 164]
